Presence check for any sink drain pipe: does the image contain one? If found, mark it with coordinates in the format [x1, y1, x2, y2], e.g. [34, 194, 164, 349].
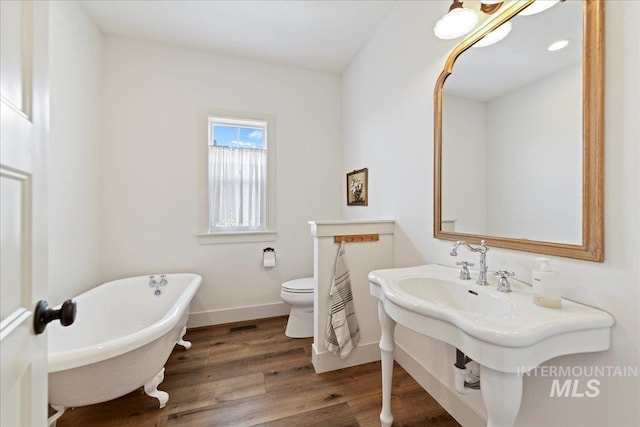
[454, 348, 480, 393]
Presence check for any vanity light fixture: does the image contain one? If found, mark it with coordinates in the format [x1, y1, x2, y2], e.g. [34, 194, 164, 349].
[434, 0, 506, 41]
[518, 0, 560, 16]
[472, 21, 513, 48]
[434, 0, 479, 40]
[480, 1, 504, 15]
[548, 39, 570, 51]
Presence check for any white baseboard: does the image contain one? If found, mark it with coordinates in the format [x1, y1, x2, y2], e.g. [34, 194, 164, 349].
[187, 302, 290, 328]
[312, 341, 381, 374]
[395, 344, 486, 427]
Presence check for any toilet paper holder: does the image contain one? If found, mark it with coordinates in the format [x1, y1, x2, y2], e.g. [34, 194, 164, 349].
[263, 247, 276, 267]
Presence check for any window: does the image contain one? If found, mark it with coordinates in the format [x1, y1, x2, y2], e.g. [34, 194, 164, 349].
[209, 117, 266, 231]
[197, 109, 276, 244]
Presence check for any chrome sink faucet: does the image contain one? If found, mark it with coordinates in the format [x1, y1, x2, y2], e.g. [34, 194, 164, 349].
[450, 240, 490, 286]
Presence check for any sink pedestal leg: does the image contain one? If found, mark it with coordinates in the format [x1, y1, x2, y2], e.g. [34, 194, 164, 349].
[378, 301, 396, 427]
[480, 366, 523, 427]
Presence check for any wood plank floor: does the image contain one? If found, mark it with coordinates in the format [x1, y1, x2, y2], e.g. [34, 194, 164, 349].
[55, 316, 460, 427]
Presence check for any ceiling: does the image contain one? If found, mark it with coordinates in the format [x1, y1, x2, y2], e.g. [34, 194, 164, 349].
[80, 0, 398, 73]
[81, 1, 582, 98]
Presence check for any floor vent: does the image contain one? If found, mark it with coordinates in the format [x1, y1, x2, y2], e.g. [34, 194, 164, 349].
[230, 324, 257, 333]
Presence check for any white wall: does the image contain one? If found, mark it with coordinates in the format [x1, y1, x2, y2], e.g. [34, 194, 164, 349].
[342, 2, 640, 426]
[486, 63, 582, 243]
[442, 95, 488, 234]
[341, 0, 454, 269]
[100, 37, 342, 320]
[48, 1, 103, 305]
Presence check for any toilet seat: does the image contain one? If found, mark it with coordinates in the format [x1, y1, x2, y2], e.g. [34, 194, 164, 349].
[281, 277, 314, 294]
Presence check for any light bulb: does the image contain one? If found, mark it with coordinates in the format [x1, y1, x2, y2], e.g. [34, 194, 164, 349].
[473, 22, 513, 48]
[434, 6, 479, 40]
[519, 0, 559, 16]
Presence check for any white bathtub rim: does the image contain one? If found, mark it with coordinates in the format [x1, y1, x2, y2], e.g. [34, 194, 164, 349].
[48, 273, 201, 373]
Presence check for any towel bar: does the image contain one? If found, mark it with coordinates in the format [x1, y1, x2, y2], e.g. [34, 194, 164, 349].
[334, 234, 379, 243]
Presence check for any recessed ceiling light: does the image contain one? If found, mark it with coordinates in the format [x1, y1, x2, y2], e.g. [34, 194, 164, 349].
[548, 39, 570, 52]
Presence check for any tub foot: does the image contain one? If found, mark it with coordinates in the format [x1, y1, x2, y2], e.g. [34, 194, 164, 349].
[144, 368, 169, 408]
[176, 326, 191, 350]
[48, 405, 66, 427]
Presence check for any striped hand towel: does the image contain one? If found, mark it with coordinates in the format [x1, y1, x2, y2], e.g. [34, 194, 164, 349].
[324, 241, 361, 359]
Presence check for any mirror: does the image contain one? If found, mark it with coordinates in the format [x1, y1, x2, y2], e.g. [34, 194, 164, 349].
[434, 0, 604, 262]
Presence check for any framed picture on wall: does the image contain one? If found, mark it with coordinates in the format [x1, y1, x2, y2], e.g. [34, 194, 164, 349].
[347, 168, 368, 206]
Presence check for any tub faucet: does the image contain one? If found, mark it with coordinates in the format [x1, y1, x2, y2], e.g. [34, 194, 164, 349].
[450, 240, 490, 286]
[149, 275, 167, 296]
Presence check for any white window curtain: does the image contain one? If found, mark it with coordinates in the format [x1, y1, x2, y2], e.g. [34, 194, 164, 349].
[209, 146, 267, 231]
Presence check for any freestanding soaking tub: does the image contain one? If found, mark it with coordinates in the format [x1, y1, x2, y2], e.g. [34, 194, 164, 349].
[47, 273, 201, 425]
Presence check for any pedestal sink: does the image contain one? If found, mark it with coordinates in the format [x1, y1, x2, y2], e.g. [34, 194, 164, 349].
[369, 264, 614, 427]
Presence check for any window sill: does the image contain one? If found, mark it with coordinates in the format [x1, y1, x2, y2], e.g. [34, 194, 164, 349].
[196, 231, 277, 245]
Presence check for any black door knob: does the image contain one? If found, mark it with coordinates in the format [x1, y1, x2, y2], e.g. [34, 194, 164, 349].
[33, 299, 77, 335]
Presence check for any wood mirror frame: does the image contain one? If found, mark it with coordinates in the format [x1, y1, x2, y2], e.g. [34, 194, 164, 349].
[434, 0, 604, 262]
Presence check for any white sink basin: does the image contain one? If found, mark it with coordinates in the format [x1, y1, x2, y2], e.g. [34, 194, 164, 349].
[370, 264, 614, 350]
[395, 276, 511, 316]
[369, 263, 615, 427]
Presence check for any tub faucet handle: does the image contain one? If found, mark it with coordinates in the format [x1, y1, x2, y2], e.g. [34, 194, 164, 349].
[148, 275, 157, 287]
[159, 274, 168, 286]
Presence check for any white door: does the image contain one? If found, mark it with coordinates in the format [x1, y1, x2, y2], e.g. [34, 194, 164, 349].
[1, 1, 50, 425]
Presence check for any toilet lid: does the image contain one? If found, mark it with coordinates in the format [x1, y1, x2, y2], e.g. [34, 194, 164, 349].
[282, 277, 314, 293]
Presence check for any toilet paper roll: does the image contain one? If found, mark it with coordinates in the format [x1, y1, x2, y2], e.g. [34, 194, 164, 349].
[263, 250, 276, 268]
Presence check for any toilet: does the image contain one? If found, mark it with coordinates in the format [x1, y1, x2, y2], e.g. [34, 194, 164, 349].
[280, 277, 314, 338]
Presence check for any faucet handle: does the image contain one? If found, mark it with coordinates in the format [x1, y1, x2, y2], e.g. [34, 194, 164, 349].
[495, 270, 515, 278]
[494, 270, 515, 293]
[456, 261, 474, 280]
